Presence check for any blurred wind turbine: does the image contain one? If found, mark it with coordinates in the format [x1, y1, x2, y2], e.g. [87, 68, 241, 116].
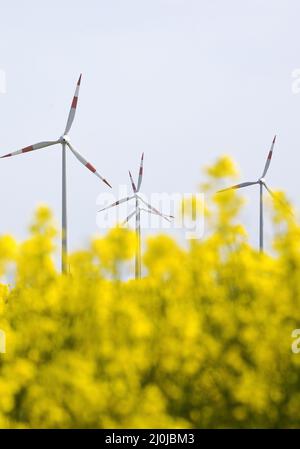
[1, 75, 111, 273]
[98, 153, 174, 279]
[218, 136, 277, 252]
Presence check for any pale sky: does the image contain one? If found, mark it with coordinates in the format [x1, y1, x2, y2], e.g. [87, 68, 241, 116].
[0, 0, 299, 252]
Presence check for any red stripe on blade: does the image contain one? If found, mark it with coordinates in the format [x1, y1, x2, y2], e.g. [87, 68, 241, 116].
[22, 146, 34, 153]
[71, 97, 78, 109]
[86, 162, 96, 173]
[268, 151, 272, 160]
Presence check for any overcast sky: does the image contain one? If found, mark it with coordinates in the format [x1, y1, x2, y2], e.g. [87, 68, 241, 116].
[0, 0, 299, 252]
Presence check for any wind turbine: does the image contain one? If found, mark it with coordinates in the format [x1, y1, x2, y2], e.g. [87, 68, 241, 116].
[98, 153, 174, 279]
[1, 75, 111, 273]
[218, 135, 277, 252]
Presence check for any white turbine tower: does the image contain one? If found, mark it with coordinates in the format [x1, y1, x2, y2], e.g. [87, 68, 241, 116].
[98, 153, 174, 279]
[219, 135, 277, 252]
[1, 75, 112, 273]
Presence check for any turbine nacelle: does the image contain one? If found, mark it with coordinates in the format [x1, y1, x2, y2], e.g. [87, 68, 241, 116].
[60, 135, 70, 144]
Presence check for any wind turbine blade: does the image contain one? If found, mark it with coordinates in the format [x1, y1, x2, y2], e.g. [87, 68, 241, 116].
[98, 196, 135, 212]
[121, 210, 137, 226]
[218, 181, 258, 193]
[137, 152, 144, 192]
[138, 196, 174, 221]
[0, 140, 59, 158]
[263, 183, 276, 200]
[66, 141, 112, 188]
[64, 74, 82, 135]
[129, 171, 137, 193]
[140, 207, 172, 222]
[261, 135, 276, 178]
[263, 182, 294, 215]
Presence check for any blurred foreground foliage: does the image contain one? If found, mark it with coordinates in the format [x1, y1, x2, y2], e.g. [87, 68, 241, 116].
[0, 156, 300, 429]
